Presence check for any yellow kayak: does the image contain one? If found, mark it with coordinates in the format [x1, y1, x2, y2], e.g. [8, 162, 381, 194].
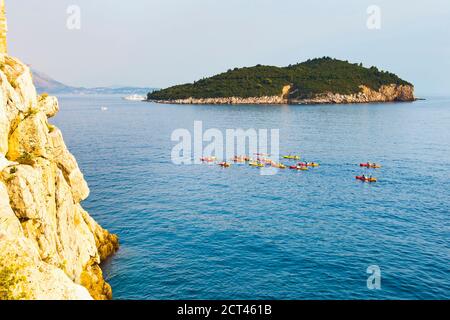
[249, 162, 264, 167]
[360, 163, 381, 169]
[283, 155, 300, 160]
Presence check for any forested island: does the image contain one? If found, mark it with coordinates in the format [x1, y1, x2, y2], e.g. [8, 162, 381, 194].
[147, 57, 415, 105]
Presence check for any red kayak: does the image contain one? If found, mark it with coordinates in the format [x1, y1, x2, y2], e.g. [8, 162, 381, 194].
[356, 176, 377, 182]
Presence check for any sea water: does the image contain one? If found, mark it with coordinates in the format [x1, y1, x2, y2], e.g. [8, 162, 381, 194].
[52, 95, 450, 300]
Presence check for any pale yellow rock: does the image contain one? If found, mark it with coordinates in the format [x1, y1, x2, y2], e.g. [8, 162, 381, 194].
[7, 111, 52, 162]
[0, 5, 118, 300]
[0, 153, 16, 171]
[38, 94, 59, 118]
[1, 164, 46, 220]
[0, 181, 22, 237]
[0, 235, 92, 300]
[80, 205, 119, 261]
[0, 95, 7, 154]
[0, 159, 104, 286]
[291, 84, 415, 104]
[50, 127, 89, 202]
[0, 0, 7, 56]
[1, 56, 37, 111]
[53, 168, 99, 281]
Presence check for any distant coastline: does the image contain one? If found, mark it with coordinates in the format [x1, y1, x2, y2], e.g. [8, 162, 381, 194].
[31, 69, 157, 95]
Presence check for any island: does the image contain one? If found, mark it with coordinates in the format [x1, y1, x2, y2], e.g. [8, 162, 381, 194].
[147, 57, 415, 105]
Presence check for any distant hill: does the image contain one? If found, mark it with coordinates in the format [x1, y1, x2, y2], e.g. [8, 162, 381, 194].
[32, 69, 70, 93]
[148, 57, 414, 104]
[31, 69, 156, 95]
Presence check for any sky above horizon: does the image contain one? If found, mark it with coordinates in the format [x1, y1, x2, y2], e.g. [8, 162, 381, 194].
[6, 0, 450, 95]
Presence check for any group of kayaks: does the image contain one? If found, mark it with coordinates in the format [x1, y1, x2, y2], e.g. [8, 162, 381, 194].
[201, 153, 317, 171]
[201, 155, 381, 183]
[356, 162, 381, 183]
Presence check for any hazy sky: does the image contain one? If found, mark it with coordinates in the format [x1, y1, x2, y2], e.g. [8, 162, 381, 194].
[7, 0, 450, 95]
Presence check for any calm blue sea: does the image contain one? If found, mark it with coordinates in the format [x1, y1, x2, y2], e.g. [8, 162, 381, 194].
[52, 95, 450, 300]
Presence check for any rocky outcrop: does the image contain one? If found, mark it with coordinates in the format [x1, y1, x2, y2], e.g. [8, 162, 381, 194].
[0, 55, 118, 300]
[0, 0, 6, 57]
[290, 84, 415, 104]
[152, 84, 415, 105]
[157, 95, 289, 105]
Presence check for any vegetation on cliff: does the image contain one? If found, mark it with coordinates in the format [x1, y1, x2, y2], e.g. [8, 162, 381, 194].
[148, 57, 412, 101]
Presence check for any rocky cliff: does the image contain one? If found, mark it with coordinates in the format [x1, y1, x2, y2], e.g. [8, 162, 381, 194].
[152, 84, 415, 105]
[155, 95, 288, 105]
[0, 55, 118, 300]
[289, 84, 415, 104]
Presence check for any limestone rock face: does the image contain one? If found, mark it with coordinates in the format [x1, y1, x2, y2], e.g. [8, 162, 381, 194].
[0, 235, 92, 300]
[0, 56, 118, 300]
[0, 0, 6, 56]
[156, 95, 289, 105]
[154, 84, 415, 105]
[0, 182, 22, 237]
[50, 128, 89, 202]
[38, 94, 59, 118]
[290, 84, 415, 104]
[7, 111, 52, 162]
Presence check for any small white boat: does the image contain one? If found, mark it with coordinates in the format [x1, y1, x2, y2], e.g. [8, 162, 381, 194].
[101, 107, 108, 111]
[123, 94, 146, 101]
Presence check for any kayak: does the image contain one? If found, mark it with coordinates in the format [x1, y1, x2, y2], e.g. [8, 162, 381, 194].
[219, 162, 231, 168]
[263, 160, 276, 165]
[290, 165, 308, 171]
[272, 163, 286, 169]
[299, 162, 320, 167]
[283, 155, 300, 160]
[200, 157, 216, 162]
[360, 163, 381, 169]
[356, 176, 377, 182]
[249, 162, 264, 167]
